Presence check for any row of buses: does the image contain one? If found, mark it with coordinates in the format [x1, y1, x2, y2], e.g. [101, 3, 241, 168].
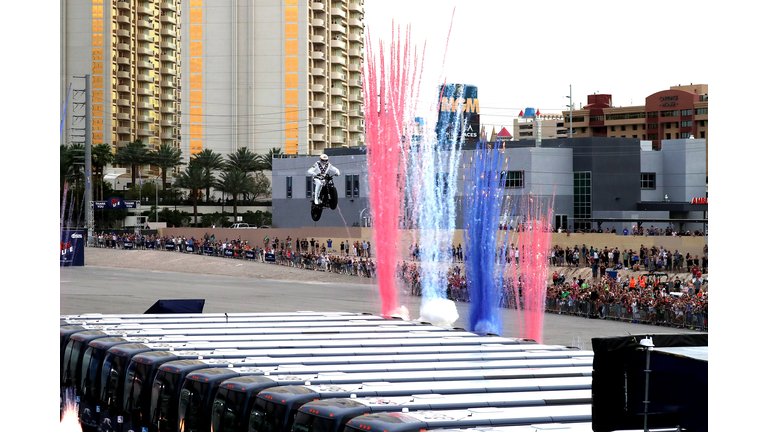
[59, 311, 675, 432]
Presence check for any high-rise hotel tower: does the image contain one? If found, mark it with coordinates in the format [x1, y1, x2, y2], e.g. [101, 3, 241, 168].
[179, 0, 366, 159]
[61, 0, 182, 163]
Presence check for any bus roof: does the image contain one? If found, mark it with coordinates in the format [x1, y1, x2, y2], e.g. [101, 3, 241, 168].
[62, 314, 388, 326]
[258, 376, 592, 406]
[299, 389, 592, 417]
[342, 405, 592, 431]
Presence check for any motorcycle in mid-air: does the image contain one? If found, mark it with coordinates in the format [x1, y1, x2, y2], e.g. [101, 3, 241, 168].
[310, 174, 338, 221]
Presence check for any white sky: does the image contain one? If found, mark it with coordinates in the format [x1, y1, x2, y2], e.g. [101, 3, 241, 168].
[364, 0, 715, 129]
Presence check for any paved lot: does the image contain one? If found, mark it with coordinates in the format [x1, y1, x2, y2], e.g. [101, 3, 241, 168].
[61, 266, 702, 350]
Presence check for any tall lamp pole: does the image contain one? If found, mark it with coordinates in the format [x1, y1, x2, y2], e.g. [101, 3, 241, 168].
[566, 84, 573, 138]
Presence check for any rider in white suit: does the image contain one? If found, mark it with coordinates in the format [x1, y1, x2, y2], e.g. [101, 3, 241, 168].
[307, 154, 340, 205]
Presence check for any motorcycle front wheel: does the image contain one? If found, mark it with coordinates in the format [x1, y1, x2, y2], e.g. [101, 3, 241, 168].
[311, 203, 323, 221]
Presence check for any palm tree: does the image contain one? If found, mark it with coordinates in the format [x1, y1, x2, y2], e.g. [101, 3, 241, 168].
[256, 147, 283, 171]
[60, 144, 75, 189]
[91, 143, 114, 201]
[175, 164, 208, 227]
[63, 143, 86, 204]
[150, 144, 185, 195]
[225, 147, 260, 174]
[251, 171, 272, 200]
[191, 148, 224, 202]
[114, 139, 151, 187]
[215, 170, 255, 223]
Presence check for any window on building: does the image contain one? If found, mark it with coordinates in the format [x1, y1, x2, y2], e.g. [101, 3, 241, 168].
[699, 120, 706, 127]
[556, 122, 564, 127]
[700, 131, 705, 138]
[345, 175, 353, 197]
[610, 126, 615, 131]
[633, 135, 638, 138]
[504, 170, 524, 189]
[695, 108, 708, 115]
[648, 133, 658, 140]
[633, 124, 638, 130]
[643, 134, 646, 139]
[647, 123, 658, 130]
[519, 131, 533, 137]
[621, 125, 626, 131]
[353, 174, 360, 197]
[681, 121, 692, 128]
[641, 173, 656, 190]
[519, 124, 533, 130]
[286, 177, 293, 198]
[573, 172, 592, 230]
[666, 133, 671, 139]
[681, 132, 691, 139]
[647, 111, 658, 118]
[680, 109, 692, 116]
[581, 127, 587, 133]
[306, 176, 313, 198]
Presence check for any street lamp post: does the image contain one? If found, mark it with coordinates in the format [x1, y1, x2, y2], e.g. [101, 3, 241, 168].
[566, 84, 574, 138]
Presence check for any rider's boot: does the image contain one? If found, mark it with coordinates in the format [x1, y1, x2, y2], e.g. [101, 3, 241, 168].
[314, 181, 322, 205]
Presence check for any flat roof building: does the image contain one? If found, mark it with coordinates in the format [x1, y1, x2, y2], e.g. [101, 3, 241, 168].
[272, 137, 707, 233]
[561, 84, 708, 173]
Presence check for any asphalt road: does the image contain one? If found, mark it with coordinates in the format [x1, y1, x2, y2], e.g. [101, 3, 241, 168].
[60, 266, 702, 350]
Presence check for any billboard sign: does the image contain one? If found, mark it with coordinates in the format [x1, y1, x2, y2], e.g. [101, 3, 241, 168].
[436, 83, 480, 146]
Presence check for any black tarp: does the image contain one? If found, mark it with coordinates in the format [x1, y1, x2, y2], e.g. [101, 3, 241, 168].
[144, 299, 205, 314]
[592, 333, 708, 432]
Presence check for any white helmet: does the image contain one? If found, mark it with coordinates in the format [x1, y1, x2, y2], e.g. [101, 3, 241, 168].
[320, 154, 329, 161]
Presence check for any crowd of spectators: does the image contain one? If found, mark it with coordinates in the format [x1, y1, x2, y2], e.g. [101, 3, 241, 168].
[546, 272, 707, 329]
[408, 243, 465, 263]
[497, 221, 705, 237]
[549, 243, 707, 277]
[94, 231, 377, 278]
[94, 231, 707, 330]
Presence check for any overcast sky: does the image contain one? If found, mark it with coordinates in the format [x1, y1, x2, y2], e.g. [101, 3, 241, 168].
[364, 0, 716, 130]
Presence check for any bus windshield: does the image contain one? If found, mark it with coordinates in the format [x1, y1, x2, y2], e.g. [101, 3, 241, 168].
[62, 339, 83, 386]
[291, 412, 337, 432]
[100, 354, 127, 408]
[211, 389, 248, 432]
[80, 347, 103, 396]
[150, 370, 183, 431]
[249, 398, 288, 432]
[123, 361, 152, 415]
[178, 379, 211, 431]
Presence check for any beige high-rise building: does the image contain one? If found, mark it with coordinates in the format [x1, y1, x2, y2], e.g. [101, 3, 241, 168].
[180, 0, 365, 160]
[61, 0, 182, 173]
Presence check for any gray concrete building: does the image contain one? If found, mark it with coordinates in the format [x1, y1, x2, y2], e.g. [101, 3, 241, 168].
[272, 138, 707, 232]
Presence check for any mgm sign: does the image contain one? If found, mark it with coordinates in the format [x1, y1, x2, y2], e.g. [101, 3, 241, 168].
[436, 84, 480, 146]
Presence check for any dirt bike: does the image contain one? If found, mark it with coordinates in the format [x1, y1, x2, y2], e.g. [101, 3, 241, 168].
[310, 174, 338, 221]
